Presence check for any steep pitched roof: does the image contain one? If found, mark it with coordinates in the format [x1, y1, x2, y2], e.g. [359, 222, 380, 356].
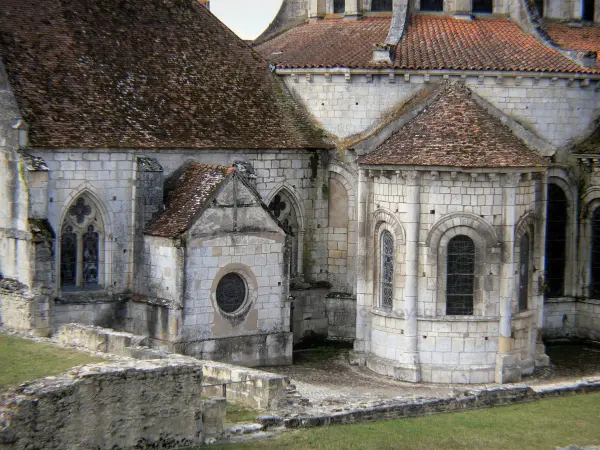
[145, 163, 232, 237]
[0, 0, 330, 149]
[546, 22, 600, 68]
[256, 15, 596, 74]
[359, 83, 548, 168]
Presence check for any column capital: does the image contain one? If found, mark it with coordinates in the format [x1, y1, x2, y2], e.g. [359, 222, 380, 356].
[401, 170, 420, 186]
[502, 172, 521, 187]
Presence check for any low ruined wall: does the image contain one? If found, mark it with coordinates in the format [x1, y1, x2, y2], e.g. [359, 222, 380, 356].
[0, 360, 204, 450]
[543, 298, 600, 342]
[291, 289, 356, 344]
[53, 293, 128, 332]
[180, 332, 293, 367]
[0, 279, 52, 337]
[56, 323, 289, 410]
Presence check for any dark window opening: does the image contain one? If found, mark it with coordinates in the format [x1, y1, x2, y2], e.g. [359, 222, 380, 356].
[583, 0, 595, 21]
[545, 184, 567, 297]
[446, 235, 475, 315]
[534, 0, 544, 17]
[269, 191, 299, 276]
[420, 0, 443, 11]
[216, 273, 247, 314]
[334, 0, 345, 13]
[380, 230, 394, 308]
[473, 0, 493, 13]
[519, 234, 530, 311]
[83, 225, 99, 286]
[372, 0, 393, 11]
[591, 208, 600, 296]
[61, 225, 77, 286]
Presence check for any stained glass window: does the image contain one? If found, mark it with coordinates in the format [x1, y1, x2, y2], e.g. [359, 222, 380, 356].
[473, 0, 493, 13]
[545, 184, 567, 297]
[334, 0, 345, 13]
[446, 235, 475, 315]
[372, 0, 393, 11]
[61, 225, 77, 286]
[420, 0, 443, 11]
[591, 209, 600, 297]
[519, 234, 530, 311]
[380, 230, 394, 308]
[216, 273, 247, 313]
[83, 225, 99, 285]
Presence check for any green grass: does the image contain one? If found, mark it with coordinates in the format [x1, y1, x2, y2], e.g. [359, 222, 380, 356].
[0, 333, 104, 390]
[215, 393, 600, 449]
[226, 402, 260, 423]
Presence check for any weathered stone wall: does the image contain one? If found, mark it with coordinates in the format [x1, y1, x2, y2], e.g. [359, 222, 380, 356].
[284, 74, 600, 147]
[543, 298, 600, 342]
[0, 360, 205, 450]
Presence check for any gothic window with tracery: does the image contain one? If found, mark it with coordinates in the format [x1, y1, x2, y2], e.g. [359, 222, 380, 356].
[420, 0, 443, 11]
[60, 195, 104, 289]
[519, 233, 530, 311]
[545, 184, 567, 297]
[380, 230, 394, 308]
[372, 0, 393, 11]
[269, 191, 300, 277]
[334, 0, 345, 13]
[472, 0, 493, 13]
[446, 235, 475, 315]
[591, 208, 600, 296]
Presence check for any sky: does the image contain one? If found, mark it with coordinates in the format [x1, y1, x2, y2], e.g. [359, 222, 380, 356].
[210, 0, 284, 40]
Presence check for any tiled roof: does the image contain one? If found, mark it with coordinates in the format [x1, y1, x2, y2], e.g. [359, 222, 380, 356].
[256, 15, 596, 73]
[359, 82, 548, 168]
[145, 163, 232, 237]
[0, 0, 330, 149]
[546, 22, 600, 67]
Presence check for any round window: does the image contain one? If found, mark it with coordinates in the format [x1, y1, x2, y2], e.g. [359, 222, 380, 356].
[216, 273, 247, 314]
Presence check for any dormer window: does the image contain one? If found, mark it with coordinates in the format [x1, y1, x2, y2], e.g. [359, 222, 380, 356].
[472, 0, 493, 13]
[334, 0, 345, 13]
[372, 0, 393, 11]
[583, 0, 595, 21]
[420, 0, 443, 12]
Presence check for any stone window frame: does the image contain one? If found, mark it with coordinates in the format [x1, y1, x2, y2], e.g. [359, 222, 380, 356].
[579, 188, 600, 298]
[57, 190, 111, 291]
[546, 172, 577, 298]
[210, 263, 258, 319]
[372, 209, 405, 312]
[514, 215, 536, 314]
[427, 212, 499, 317]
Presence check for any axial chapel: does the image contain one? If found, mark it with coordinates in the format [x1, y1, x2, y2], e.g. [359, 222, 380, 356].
[1, 0, 599, 384]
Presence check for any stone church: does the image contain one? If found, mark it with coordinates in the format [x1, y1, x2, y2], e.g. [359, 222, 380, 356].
[1, 0, 599, 384]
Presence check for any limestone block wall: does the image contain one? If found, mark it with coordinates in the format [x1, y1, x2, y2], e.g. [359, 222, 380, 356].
[146, 149, 330, 283]
[0, 360, 205, 450]
[576, 299, 600, 341]
[125, 299, 182, 351]
[283, 74, 600, 147]
[543, 298, 600, 342]
[30, 150, 137, 293]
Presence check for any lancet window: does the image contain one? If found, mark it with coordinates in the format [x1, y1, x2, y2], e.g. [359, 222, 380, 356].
[269, 190, 300, 277]
[545, 184, 567, 297]
[446, 235, 475, 315]
[380, 230, 394, 308]
[518, 234, 531, 311]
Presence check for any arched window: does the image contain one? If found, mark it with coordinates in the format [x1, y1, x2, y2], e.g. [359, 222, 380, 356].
[334, 0, 345, 13]
[269, 190, 300, 277]
[372, 0, 393, 11]
[591, 208, 600, 296]
[545, 184, 567, 297]
[380, 230, 394, 308]
[446, 235, 475, 315]
[420, 0, 443, 11]
[472, 0, 493, 13]
[518, 234, 530, 311]
[583, 0, 595, 21]
[60, 195, 104, 289]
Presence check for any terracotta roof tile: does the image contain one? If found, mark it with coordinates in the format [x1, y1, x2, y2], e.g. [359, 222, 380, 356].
[0, 0, 331, 149]
[257, 15, 596, 73]
[145, 163, 232, 237]
[359, 82, 548, 168]
[546, 22, 600, 67]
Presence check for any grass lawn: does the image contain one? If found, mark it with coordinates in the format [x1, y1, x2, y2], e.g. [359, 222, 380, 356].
[0, 333, 104, 390]
[215, 393, 600, 450]
[226, 402, 261, 423]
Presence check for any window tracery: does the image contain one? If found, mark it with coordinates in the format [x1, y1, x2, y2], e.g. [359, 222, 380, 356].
[268, 191, 300, 277]
[60, 195, 104, 289]
[380, 230, 394, 308]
